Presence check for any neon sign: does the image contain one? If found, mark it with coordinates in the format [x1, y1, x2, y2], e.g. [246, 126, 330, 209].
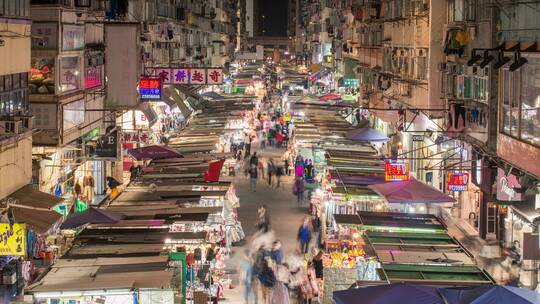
[385, 161, 410, 182]
[139, 77, 162, 100]
[447, 172, 469, 192]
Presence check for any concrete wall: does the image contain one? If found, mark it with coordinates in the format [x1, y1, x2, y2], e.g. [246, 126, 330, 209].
[0, 22, 31, 75]
[0, 133, 33, 199]
[246, 0, 254, 37]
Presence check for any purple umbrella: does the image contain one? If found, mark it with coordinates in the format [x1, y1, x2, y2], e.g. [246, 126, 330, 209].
[346, 128, 389, 142]
[333, 283, 444, 304]
[127, 145, 183, 160]
[368, 178, 456, 204]
[60, 208, 125, 229]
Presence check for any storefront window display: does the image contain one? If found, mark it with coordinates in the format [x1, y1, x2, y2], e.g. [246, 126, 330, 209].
[58, 56, 82, 93]
[30, 57, 55, 94]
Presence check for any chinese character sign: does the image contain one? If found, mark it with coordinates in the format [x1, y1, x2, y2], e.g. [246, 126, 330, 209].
[154, 68, 172, 83]
[447, 172, 469, 192]
[139, 78, 162, 100]
[172, 68, 190, 84]
[207, 68, 223, 84]
[148, 67, 223, 85]
[0, 224, 26, 256]
[385, 161, 410, 182]
[190, 68, 206, 84]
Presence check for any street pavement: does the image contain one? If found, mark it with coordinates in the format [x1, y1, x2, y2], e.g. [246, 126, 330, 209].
[222, 147, 307, 303]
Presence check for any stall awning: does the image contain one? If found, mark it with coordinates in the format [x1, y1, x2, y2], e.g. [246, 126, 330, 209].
[138, 102, 158, 127]
[8, 185, 62, 209]
[333, 284, 444, 304]
[368, 178, 456, 204]
[165, 86, 192, 118]
[7, 185, 63, 233]
[127, 145, 183, 161]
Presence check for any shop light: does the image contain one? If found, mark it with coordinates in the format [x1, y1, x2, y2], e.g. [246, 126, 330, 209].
[479, 51, 494, 68]
[509, 51, 528, 72]
[408, 206, 416, 213]
[493, 50, 511, 69]
[467, 50, 482, 66]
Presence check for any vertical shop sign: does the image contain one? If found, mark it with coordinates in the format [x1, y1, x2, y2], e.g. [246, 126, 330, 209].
[0, 224, 26, 256]
[397, 110, 406, 131]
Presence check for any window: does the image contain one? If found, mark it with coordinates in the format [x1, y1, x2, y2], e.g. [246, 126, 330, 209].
[0, 73, 28, 116]
[448, 0, 476, 22]
[501, 56, 540, 146]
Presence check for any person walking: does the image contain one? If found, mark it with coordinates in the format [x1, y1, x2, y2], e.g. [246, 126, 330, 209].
[267, 159, 274, 186]
[256, 205, 270, 233]
[275, 166, 283, 188]
[271, 263, 290, 304]
[249, 164, 258, 192]
[297, 217, 312, 254]
[270, 241, 284, 266]
[250, 152, 259, 167]
[239, 250, 258, 304]
[293, 177, 306, 205]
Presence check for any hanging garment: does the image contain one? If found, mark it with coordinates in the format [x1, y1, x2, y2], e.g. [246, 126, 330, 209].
[53, 183, 63, 197]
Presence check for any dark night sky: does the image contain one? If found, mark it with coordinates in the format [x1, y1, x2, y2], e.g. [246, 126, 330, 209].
[259, 0, 288, 36]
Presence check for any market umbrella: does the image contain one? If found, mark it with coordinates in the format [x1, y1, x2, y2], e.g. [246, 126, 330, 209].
[60, 208, 125, 229]
[333, 283, 444, 304]
[346, 127, 390, 142]
[319, 92, 341, 101]
[368, 178, 456, 204]
[438, 285, 540, 304]
[127, 145, 183, 160]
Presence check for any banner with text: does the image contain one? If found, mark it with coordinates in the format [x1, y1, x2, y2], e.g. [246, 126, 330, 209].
[147, 67, 223, 85]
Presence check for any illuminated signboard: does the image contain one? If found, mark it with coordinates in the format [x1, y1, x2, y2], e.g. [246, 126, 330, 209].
[385, 161, 410, 182]
[139, 78, 162, 100]
[447, 172, 469, 192]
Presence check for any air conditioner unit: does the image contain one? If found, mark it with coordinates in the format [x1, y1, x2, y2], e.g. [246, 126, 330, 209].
[0, 120, 23, 135]
[13, 116, 33, 130]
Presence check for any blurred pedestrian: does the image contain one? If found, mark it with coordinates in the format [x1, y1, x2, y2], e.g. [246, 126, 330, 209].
[299, 261, 319, 304]
[249, 165, 258, 192]
[275, 166, 283, 188]
[250, 152, 259, 167]
[297, 217, 312, 254]
[267, 159, 275, 186]
[293, 177, 306, 205]
[271, 263, 290, 304]
[256, 205, 270, 233]
[270, 241, 283, 266]
[239, 250, 258, 304]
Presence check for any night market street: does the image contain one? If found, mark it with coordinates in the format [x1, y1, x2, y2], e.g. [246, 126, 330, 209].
[0, 1, 539, 304]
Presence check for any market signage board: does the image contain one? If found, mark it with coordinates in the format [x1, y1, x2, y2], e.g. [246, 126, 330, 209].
[412, 135, 424, 142]
[385, 161, 410, 182]
[447, 172, 469, 192]
[343, 79, 359, 87]
[496, 168, 523, 201]
[0, 224, 26, 256]
[139, 78, 162, 100]
[146, 67, 224, 85]
[87, 130, 119, 159]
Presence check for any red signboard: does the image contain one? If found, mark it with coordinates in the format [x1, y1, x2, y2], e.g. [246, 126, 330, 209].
[447, 172, 469, 192]
[385, 161, 410, 182]
[139, 77, 162, 100]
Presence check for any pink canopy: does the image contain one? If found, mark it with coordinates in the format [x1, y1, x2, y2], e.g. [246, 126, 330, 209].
[127, 145, 183, 160]
[368, 178, 456, 204]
